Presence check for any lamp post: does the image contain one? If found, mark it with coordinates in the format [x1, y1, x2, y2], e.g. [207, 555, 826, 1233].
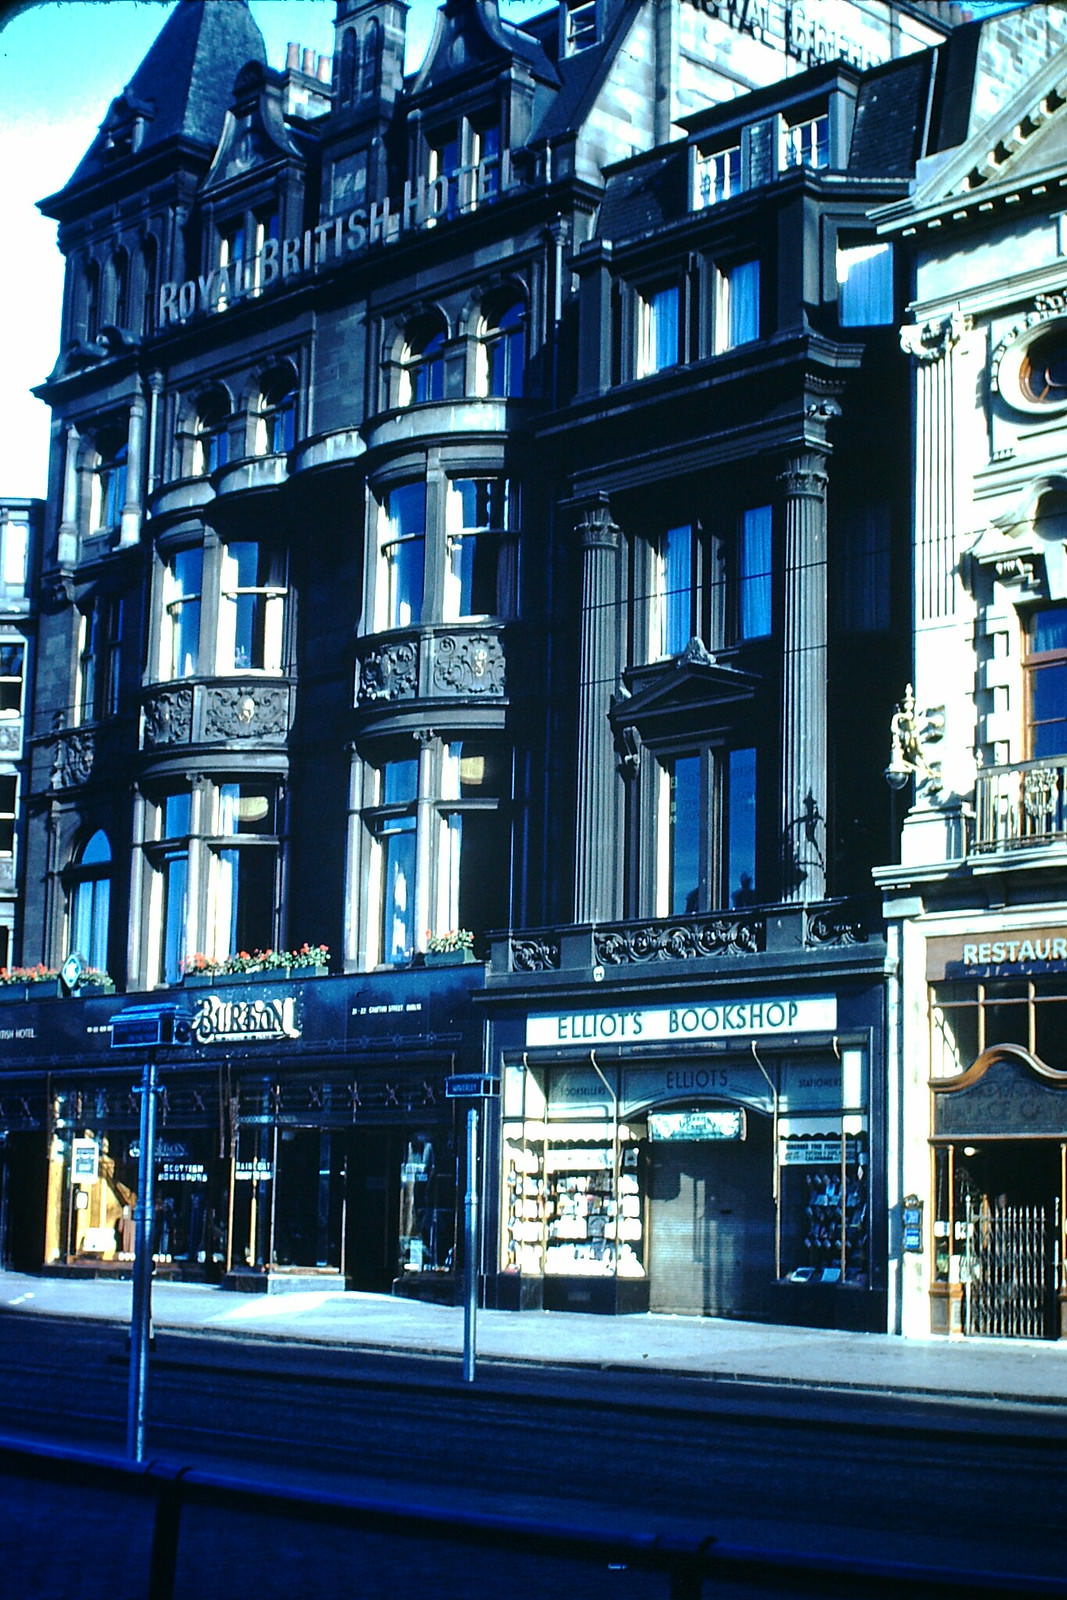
[110, 1005, 192, 1461]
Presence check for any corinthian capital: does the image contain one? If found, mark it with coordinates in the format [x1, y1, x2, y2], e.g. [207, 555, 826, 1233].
[900, 312, 967, 363]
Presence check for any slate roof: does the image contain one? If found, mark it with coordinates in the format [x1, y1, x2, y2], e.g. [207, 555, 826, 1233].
[849, 51, 935, 179]
[58, 0, 266, 196]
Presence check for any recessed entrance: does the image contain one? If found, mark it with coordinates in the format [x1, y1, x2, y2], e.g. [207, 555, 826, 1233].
[648, 1107, 774, 1318]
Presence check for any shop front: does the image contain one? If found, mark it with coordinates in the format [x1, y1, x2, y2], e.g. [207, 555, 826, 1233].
[0, 965, 484, 1300]
[490, 981, 884, 1330]
[926, 927, 1067, 1339]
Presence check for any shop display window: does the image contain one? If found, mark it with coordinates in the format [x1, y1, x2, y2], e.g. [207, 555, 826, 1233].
[501, 1121, 645, 1278]
[931, 976, 1067, 1072]
[777, 1130, 868, 1285]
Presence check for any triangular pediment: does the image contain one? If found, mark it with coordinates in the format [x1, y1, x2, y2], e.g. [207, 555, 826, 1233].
[910, 43, 1067, 211]
[612, 640, 761, 735]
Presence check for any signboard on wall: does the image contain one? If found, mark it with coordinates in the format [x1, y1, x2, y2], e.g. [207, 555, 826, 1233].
[525, 995, 836, 1048]
[648, 1108, 746, 1141]
[927, 929, 1067, 980]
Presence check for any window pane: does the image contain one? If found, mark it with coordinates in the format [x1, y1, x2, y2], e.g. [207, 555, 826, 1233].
[380, 816, 416, 963]
[739, 506, 772, 639]
[837, 243, 893, 327]
[661, 524, 694, 656]
[727, 260, 760, 348]
[640, 285, 679, 376]
[216, 846, 276, 954]
[218, 785, 276, 835]
[449, 811, 509, 935]
[381, 759, 418, 805]
[727, 746, 758, 907]
[72, 875, 110, 971]
[668, 754, 702, 916]
[442, 742, 506, 799]
[383, 483, 426, 627]
[1029, 662, 1067, 757]
[161, 852, 188, 984]
[161, 791, 191, 839]
[1031, 608, 1067, 655]
[2, 521, 28, 587]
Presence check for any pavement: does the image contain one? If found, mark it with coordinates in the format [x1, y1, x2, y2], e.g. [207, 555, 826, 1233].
[2, 1267, 1066, 1409]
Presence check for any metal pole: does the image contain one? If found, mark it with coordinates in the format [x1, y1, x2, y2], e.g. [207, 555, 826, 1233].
[128, 1053, 158, 1461]
[463, 1106, 479, 1384]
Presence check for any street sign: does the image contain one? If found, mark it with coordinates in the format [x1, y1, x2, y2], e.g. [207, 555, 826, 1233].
[445, 1074, 500, 1099]
[111, 1005, 193, 1049]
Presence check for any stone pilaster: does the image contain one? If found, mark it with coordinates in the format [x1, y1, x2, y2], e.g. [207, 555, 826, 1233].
[778, 451, 828, 903]
[57, 422, 80, 567]
[900, 315, 964, 625]
[574, 496, 623, 924]
[120, 389, 147, 546]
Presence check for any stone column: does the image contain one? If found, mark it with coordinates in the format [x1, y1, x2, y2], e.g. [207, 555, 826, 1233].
[778, 451, 829, 903]
[120, 388, 147, 546]
[574, 495, 623, 924]
[57, 422, 80, 567]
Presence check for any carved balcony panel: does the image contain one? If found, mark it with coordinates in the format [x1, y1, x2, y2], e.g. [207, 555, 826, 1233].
[0, 718, 23, 758]
[50, 722, 130, 792]
[595, 913, 766, 966]
[973, 759, 1067, 854]
[355, 625, 507, 711]
[804, 900, 869, 948]
[141, 679, 295, 751]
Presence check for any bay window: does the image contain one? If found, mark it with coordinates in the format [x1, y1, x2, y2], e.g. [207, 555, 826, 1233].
[218, 543, 286, 671]
[160, 548, 203, 679]
[362, 740, 507, 966]
[444, 477, 518, 620]
[380, 483, 426, 629]
[144, 781, 282, 982]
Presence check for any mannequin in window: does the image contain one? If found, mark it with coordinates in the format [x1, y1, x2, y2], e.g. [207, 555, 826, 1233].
[399, 1133, 434, 1266]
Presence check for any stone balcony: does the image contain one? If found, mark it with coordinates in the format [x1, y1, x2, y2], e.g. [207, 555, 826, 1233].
[972, 758, 1067, 854]
[488, 898, 875, 981]
[140, 677, 296, 752]
[355, 624, 507, 710]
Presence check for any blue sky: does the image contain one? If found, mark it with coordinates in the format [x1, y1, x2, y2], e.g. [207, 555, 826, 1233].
[0, 0, 546, 499]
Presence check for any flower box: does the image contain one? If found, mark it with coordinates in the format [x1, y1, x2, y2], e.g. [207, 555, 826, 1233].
[424, 948, 477, 966]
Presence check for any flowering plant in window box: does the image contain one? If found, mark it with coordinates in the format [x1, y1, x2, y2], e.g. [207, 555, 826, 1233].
[424, 930, 476, 964]
[181, 944, 329, 981]
[0, 964, 114, 998]
[0, 964, 60, 986]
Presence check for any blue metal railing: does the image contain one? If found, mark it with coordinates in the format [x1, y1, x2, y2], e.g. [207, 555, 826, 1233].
[0, 1430, 1060, 1600]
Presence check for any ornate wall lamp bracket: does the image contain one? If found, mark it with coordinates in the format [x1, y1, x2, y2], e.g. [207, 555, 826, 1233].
[885, 684, 945, 795]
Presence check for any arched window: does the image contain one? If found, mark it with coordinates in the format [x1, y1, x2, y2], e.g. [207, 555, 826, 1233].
[67, 830, 112, 972]
[195, 388, 231, 475]
[140, 235, 158, 336]
[482, 298, 525, 397]
[256, 367, 297, 454]
[359, 20, 380, 99]
[401, 318, 447, 405]
[340, 29, 357, 104]
[109, 248, 130, 329]
[85, 260, 101, 341]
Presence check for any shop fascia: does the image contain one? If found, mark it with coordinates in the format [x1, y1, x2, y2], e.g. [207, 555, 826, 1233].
[158, 152, 514, 328]
[525, 994, 836, 1048]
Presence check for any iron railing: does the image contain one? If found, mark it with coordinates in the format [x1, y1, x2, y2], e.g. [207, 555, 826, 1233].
[972, 759, 1067, 853]
[0, 1431, 1062, 1600]
[963, 1198, 1059, 1340]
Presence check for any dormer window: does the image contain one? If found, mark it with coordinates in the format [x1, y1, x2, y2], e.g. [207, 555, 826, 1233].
[425, 113, 503, 218]
[692, 103, 831, 210]
[565, 0, 598, 52]
[783, 112, 829, 171]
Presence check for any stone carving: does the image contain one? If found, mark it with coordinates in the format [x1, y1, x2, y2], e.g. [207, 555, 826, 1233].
[595, 916, 764, 965]
[0, 722, 21, 754]
[203, 683, 289, 741]
[432, 632, 505, 696]
[359, 640, 418, 703]
[510, 936, 561, 972]
[1023, 764, 1059, 824]
[806, 902, 867, 947]
[900, 312, 966, 363]
[142, 686, 193, 747]
[51, 729, 96, 790]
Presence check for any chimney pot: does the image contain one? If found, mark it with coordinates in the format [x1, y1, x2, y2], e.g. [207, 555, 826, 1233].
[286, 41, 299, 69]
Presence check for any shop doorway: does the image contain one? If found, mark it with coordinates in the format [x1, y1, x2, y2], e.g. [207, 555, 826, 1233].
[955, 1143, 1061, 1340]
[648, 1108, 774, 1318]
[0, 1130, 47, 1272]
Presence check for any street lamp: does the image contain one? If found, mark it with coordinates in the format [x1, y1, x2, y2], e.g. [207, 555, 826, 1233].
[111, 1005, 192, 1461]
[885, 683, 944, 794]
